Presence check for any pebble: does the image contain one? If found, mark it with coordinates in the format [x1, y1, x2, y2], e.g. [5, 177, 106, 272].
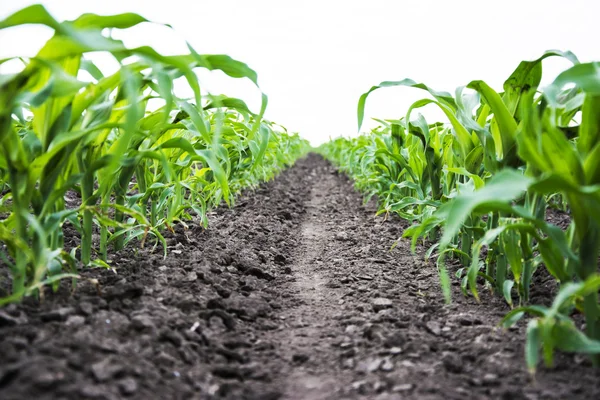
[384, 332, 406, 347]
[118, 377, 138, 395]
[362, 358, 382, 373]
[90, 358, 124, 382]
[442, 352, 463, 373]
[357, 274, 374, 281]
[392, 383, 415, 392]
[79, 385, 108, 399]
[32, 370, 65, 388]
[345, 325, 358, 334]
[351, 380, 369, 394]
[380, 358, 394, 372]
[184, 272, 198, 282]
[65, 315, 86, 327]
[425, 321, 442, 336]
[335, 232, 350, 241]
[372, 298, 393, 312]
[342, 358, 356, 369]
[483, 373, 499, 386]
[79, 302, 94, 316]
[131, 315, 155, 331]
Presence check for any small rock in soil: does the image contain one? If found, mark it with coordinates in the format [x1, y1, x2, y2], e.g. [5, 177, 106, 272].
[392, 383, 415, 392]
[79, 301, 94, 316]
[357, 274, 374, 281]
[345, 324, 358, 334]
[371, 298, 393, 312]
[131, 315, 155, 331]
[384, 331, 406, 348]
[79, 385, 108, 399]
[225, 294, 272, 321]
[214, 285, 231, 298]
[483, 373, 499, 386]
[65, 315, 86, 327]
[425, 320, 442, 336]
[184, 272, 198, 282]
[334, 232, 351, 241]
[40, 307, 74, 322]
[351, 380, 369, 394]
[368, 358, 383, 372]
[442, 352, 463, 373]
[155, 351, 178, 367]
[340, 341, 353, 349]
[32, 369, 65, 388]
[380, 358, 394, 372]
[118, 377, 138, 395]
[342, 358, 356, 369]
[90, 357, 124, 382]
[205, 309, 236, 330]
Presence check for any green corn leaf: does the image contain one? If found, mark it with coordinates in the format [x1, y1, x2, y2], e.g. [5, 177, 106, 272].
[438, 169, 532, 249]
[357, 79, 456, 131]
[554, 320, 600, 354]
[467, 80, 518, 160]
[503, 50, 579, 115]
[545, 62, 600, 106]
[503, 280, 515, 307]
[0, 4, 63, 31]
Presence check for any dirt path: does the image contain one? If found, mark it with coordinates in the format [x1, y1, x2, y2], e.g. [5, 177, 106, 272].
[273, 165, 358, 399]
[1, 154, 599, 400]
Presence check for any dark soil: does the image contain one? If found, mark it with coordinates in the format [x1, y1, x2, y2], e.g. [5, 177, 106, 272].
[1, 154, 599, 400]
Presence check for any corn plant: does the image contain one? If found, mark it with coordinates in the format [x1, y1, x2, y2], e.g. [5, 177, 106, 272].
[0, 5, 309, 304]
[319, 51, 600, 370]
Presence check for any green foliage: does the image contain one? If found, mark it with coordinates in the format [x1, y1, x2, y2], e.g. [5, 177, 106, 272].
[0, 5, 309, 304]
[320, 51, 600, 370]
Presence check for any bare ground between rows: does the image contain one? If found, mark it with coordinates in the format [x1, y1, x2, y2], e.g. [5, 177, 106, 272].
[1, 154, 599, 400]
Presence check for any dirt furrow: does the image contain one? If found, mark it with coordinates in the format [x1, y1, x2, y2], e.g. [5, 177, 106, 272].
[273, 167, 353, 399]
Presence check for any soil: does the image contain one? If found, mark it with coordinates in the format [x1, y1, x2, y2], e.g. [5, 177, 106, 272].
[1, 153, 599, 400]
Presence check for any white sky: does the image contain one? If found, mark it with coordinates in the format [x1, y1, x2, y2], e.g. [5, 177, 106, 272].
[0, 0, 598, 145]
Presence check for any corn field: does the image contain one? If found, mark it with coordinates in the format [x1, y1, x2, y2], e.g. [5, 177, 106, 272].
[319, 52, 600, 372]
[0, 6, 309, 304]
[1, 4, 600, 399]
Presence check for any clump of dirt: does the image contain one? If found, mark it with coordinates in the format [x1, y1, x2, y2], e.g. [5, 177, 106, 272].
[0, 154, 598, 400]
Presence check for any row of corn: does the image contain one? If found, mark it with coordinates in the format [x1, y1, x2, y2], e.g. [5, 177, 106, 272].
[0, 6, 309, 305]
[319, 52, 600, 372]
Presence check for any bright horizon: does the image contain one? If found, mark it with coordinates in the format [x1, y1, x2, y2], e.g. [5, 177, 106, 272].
[1, 0, 598, 145]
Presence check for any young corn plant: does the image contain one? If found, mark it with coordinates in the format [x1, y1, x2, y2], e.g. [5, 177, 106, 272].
[320, 51, 600, 369]
[0, 5, 309, 304]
